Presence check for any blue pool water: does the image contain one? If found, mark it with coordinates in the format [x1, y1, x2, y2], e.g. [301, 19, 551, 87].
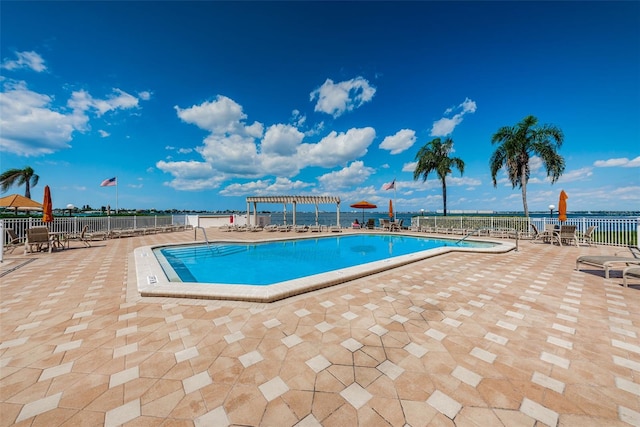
[155, 234, 494, 286]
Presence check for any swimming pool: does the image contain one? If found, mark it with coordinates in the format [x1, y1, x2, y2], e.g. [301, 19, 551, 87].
[134, 232, 515, 302]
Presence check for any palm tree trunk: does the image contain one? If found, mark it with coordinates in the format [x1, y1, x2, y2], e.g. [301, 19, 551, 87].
[521, 169, 528, 217]
[442, 180, 447, 216]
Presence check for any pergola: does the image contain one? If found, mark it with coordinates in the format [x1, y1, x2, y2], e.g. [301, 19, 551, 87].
[246, 195, 341, 227]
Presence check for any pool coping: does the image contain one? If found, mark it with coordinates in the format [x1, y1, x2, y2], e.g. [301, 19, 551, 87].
[134, 232, 516, 302]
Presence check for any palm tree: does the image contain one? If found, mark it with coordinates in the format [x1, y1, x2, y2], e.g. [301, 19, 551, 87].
[413, 137, 465, 216]
[0, 166, 40, 199]
[489, 115, 565, 217]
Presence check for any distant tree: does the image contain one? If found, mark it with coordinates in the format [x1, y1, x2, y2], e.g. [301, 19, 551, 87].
[413, 137, 465, 216]
[489, 115, 565, 217]
[0, 166, 40, 199]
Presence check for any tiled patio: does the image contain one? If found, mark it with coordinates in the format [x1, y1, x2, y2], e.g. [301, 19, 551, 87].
[1, 229, 639, 426]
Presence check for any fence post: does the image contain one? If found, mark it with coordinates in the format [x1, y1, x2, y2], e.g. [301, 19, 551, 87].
[637, 218, 640, 249]
[0, 219, 4, 262]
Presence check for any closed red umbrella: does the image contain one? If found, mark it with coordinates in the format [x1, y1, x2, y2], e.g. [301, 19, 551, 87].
[558, 190, 568, 222]
[43, 185, 53, 224]
[389, 199, 393, 219]
[350, 200, 377, 223]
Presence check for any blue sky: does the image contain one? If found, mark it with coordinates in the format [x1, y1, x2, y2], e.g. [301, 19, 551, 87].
[1, 1, 639, 213]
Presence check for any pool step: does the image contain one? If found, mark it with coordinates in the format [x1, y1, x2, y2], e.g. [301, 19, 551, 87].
[207, 245, 247, 257]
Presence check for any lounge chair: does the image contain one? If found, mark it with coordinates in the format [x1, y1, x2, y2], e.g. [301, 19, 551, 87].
[622, 266, 640, 287]
[576, 255, 640, 278]
[365, 219, 375, 230]
[4, 228, 26, 254]
[576, 225, 597, 246]
[67, 225, 91, 247]
[24, 226, 52, 254]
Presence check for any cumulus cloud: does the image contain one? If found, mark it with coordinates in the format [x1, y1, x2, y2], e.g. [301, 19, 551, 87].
[1, 51, 47, 72]
[402, 161, 417, 172]
[262, 124, 304, 156]
[302, 127, 375, 168]
[379, 129, 417, 154]
[0, 80, 87, 155]
[68, 88, 140, 116]
[220, 177, 312, 196]
[98, 130, 110, 138]
[430, 97, 477, 137]
[317, 161, 375, 189]
[310, 77, 376, 118]
[594, 156, 640, 167]
[1, 79, 148, 156]
[156, 160, 227, 190]
[175, 95, 263, 137]
[161, 96, 377, 191]
[556, 167, 593, 183]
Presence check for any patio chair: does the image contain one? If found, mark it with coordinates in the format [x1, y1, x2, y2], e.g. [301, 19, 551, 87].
[4, 228, 26, 254]
[576, 225, 597, 246]
[576, 255, 640, 278]
[67, 225, 91, 247]
[24, 226, 52, 254]
[534, 224, 560, 245]
[622, 266, 640, 287]
[558, 224, 577, 246]
[365, 219, 375, 230]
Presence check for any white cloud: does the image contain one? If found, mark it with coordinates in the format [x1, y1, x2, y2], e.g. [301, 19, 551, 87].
[0, 78, 148, 156]
[138, 91, 152, 101]
[1, 51, 47, 72]
[310, 77, 376, 118]
[98, 130, 110, 138]
[556, 167, 593, 183]
[262, 124, 304, 156]
[317, 161, 375, 189]
[302, 127, 375, 168]
[594, 156, 640, 167]
[156, 160, 226, 190]
[220, 177, 312, 196]
[68, 88, 140, 116]
[402, 162, 417, 172]
[379, 129, 417, 154]
[175, 95, 264, 137]
[0, 80, 86, 156]
[161, 96, 376, 191]
[430, 97, 477, 137]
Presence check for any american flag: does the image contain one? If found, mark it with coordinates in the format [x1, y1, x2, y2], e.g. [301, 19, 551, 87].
[383, 179, 395, 191]
[100, 177, 117, 187]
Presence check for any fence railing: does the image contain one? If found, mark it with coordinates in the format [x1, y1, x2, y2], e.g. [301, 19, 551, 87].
[1, 215, 185, 241]
[411, 216, 639, 247]
[2, 215, 638, 249]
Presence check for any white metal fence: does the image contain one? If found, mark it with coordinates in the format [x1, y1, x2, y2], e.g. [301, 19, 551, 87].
[410, 216, 639, 247]
[2, 215, 638, 252]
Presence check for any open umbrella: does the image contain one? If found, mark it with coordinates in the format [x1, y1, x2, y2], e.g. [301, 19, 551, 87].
[388, 199, 393, 220]
[43, 185, 53, 224]
[558, 190, 568, 222]
[350, 200, 377, 223]
[0, 194, 43, 214]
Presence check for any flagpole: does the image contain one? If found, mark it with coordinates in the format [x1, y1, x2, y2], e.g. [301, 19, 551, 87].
[116, 176, 118, 214]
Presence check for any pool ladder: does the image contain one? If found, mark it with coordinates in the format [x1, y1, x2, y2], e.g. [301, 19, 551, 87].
[193, 227, 246, 256]
[194, 226, 216, 252]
